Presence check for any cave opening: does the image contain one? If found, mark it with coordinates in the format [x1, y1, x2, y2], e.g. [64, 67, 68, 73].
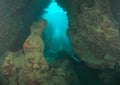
[42, 0, 74, 62]
[41, 1, 104, 85]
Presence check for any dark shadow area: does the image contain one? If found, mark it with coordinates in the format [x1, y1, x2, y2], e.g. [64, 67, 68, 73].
[53, 50, 104, 85]
[69, 60, 103, 85]
[109, 0, 120, 21]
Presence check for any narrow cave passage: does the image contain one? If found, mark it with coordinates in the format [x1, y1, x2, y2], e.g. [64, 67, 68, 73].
[41, 1, 104, 85]
[42, 0, 73, 61]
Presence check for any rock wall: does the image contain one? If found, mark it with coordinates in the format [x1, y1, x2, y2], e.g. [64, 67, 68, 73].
[0, 0, 51, 56]
[56, 0, 120, 69]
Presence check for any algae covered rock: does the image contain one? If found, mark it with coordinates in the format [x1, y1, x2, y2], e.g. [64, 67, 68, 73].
[2, 51, 25, 85]
[1, 19, 71, 85]
[68, 0, 120, 69]
[2, 19, 49, 85]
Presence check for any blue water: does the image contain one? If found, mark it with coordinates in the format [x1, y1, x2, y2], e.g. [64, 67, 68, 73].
[42, 1, 73, 61]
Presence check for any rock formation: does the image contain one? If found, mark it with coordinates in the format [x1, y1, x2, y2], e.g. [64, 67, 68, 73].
[57, 0, 120, 70]
[1, 19, 74, 85]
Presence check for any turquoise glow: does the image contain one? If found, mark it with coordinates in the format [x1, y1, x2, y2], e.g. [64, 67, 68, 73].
[42, 1, 72, 61]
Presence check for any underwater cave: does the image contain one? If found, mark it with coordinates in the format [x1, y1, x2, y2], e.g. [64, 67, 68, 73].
[0, 0, 120, 85]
